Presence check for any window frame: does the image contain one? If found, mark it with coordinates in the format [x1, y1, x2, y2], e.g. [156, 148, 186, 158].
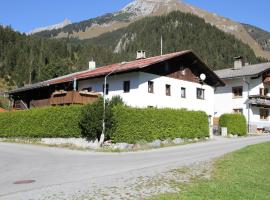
[123, 81, 130, 93]
[259, 88, 268, 96]
[181, 87, 186, 98]
[197, 88, 205, 100]
[103, 84, 109, 95]
[260, 109, 269, 120]
[232, 86, 243, 98]
[148, 81, 154, 93]
[233, 108, 243, 114]
[81, 87, 92, 92]
[165, 84, 171, 96]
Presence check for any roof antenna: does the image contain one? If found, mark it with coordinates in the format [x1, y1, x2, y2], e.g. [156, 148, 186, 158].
[160, 35, 163, 55]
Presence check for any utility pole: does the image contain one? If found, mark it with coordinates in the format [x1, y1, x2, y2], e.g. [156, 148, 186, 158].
[100, 67, 120, 146]
[160, 35, 163, 55]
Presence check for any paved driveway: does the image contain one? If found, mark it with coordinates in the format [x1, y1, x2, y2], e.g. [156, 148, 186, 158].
[0, 135, 270, 200]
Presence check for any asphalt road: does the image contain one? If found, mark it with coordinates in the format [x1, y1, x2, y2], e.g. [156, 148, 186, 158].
[0, 135, 270, 200]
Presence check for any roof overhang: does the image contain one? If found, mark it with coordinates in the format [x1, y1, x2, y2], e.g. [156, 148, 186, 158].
[9, 50, 225, 94]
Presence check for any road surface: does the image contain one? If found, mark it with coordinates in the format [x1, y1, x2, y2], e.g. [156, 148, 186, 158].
[0, 135, 270, 200]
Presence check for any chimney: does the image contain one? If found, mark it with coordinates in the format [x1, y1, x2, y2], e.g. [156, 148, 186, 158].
[89, 60, 96, 70]
[136, 50, 146, 60]
[233, 56, 242, 69]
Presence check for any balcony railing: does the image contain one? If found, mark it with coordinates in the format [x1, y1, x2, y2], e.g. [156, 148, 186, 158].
[27, 91, 100, 109]
[248, 95, 270, 107]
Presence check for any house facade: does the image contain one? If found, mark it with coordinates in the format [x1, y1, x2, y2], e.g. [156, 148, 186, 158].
[9, 50, 224, 118]
[214, 58, 270, 131]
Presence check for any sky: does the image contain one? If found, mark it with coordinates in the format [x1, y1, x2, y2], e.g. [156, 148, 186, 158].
[0, 0, 269, 33]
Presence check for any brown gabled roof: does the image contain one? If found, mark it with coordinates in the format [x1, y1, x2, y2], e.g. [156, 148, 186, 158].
[9, 50, 224, 94]
[50, 51, 191, 85]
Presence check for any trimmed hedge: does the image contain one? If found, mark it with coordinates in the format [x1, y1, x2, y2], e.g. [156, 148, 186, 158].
[0, 106, 82, 138]
[219, 114, 247, 136]
[111, 106, 209, 144]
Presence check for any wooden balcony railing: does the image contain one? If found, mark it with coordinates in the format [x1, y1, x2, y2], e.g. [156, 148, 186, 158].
[28, 91, 100, 109]
[248, 95, 270, 108]
[50, 91, 99, 105]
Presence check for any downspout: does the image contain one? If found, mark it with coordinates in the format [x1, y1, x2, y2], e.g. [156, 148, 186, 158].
[243, 77, 250, 133]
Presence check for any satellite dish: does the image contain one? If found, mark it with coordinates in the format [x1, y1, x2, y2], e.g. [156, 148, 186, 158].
[200, 73, 206, 81]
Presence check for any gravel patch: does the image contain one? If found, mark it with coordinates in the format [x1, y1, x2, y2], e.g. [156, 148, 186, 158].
[38, 161, 213, 200]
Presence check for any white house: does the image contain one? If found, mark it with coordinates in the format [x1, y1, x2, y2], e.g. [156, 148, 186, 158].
[9, 50, 224, 118]
[214, 57, 270, 131]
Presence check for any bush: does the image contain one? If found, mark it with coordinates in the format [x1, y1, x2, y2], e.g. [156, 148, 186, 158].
[110, 95, 124, 107]
[111, 106, 209, 144]
[79, 97, 113, 140]
[0, 96, 10, 110]
[79, 96, 125, 141]
[219, 114, 247, 136]
[0, 105, 82, 138]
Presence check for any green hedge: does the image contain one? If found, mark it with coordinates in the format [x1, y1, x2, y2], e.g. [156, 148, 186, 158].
[111, 106, 209, 144]
[0, 106, 82, 138]
[219, 114, 247, 136]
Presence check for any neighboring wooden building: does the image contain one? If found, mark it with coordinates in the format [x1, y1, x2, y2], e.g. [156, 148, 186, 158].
[9, 50, 224, 118]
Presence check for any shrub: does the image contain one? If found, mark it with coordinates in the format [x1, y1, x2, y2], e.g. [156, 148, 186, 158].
[0, 96, 10, 110]
[0, 105, 82, 138]
[219, 114, 247, 136]
[79, 96, 125, 141]
[111, 106, 209, 144]
[110, 95, 125, 107]
[79, 97, 113, 140]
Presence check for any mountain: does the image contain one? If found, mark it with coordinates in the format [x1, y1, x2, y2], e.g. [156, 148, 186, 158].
[34, 0, 270, 60]
[87, 11, 263, 69]
[0, 25, 121, 87]
[0, 10, 264, 90]
[242, 23, 270, 51]
[28, 19, 72, 35]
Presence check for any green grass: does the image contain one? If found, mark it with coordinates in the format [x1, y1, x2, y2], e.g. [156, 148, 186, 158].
[152, 142, 270, 200]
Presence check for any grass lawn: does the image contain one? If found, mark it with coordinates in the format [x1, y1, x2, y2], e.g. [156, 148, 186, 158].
[152, 142, 270, 200]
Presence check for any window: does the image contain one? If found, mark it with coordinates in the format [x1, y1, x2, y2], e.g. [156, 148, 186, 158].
[103, 84, 109, 95]
[180, 66, 186, 75]
[197, 88, 205, 99]
[166, 84, 171, 96]
[232, 86, 243, 98]
[181, 87, 186, 98]
[233, 109, 243, 114]
[148, 81, 154, 93]
[165, 63, 169, 72]
[82, 87, 92, 92]
[123, 81, 130, 93]
[260, 109, 269, 120]
[260, 88, 268, 96]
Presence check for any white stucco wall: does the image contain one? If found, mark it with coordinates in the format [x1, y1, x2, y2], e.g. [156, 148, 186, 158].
[214, 76, 270, 128]
[78, 72, 215, 116]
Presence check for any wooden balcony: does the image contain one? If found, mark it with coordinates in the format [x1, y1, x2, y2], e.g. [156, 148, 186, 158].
[50, 90, 100, 105]
[248, 95, 270, 108]
[28, 91, 100, 109]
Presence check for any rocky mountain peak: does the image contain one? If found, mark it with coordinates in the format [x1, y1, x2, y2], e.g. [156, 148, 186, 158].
[122, 0, 181, 16]
[28, 19, 72, 35]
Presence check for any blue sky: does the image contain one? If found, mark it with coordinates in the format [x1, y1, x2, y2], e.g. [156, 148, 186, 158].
[0, 0, 269, 33]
